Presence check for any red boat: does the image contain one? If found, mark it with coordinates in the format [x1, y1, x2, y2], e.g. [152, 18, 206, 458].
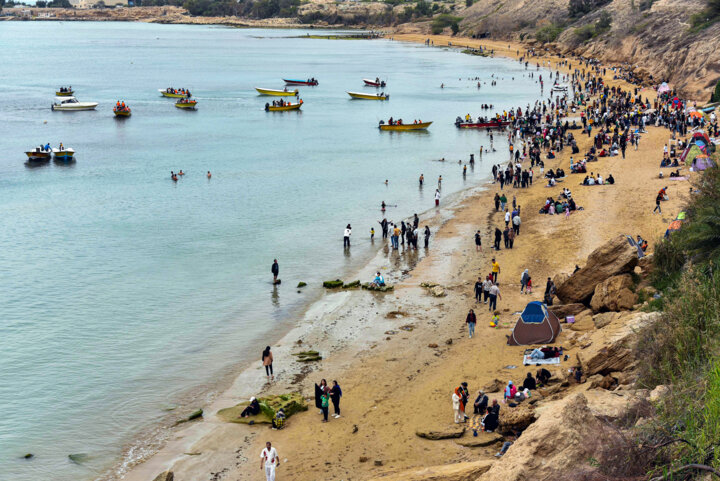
[283, 78, 318, 86]
[455, 119, 511, 129]
[363, 78, 386, 88]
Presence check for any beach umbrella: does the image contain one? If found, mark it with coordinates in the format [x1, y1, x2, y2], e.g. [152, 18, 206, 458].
[689, 111, 704, 119]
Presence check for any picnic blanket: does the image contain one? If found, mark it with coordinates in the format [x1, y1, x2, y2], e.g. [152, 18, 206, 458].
[523, 354, 561, 366]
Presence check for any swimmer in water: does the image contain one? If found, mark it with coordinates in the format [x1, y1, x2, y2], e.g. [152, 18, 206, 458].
[207, 171, 212, 179]
[178, 170, 184, 176]
[381, 201, 386, 212]
[385, 179, 388, 185]
[419, 174, 424, 186]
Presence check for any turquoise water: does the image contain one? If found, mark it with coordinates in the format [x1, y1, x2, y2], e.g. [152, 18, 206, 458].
[0, 22, 545, 481]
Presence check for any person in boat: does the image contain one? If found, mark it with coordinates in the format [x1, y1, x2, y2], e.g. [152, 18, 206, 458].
[388, 117, 393, 125]
[59, 143, 64, 151]
[375, 77, 380, 84]
[283, 87, 288, 92]
[381, 201, 386, 211]
[44, 143, 51, 152]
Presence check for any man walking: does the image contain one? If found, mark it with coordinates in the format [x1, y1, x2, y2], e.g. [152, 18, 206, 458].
[271, 259, 279, 284]
[491, 258, 500, 283]
[488, 283, 501, 311]
[260, 441, 279, 481]
[344, 224, 352, 248]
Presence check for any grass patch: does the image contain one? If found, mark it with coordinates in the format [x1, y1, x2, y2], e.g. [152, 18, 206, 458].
[535, 23, 564, 43]
[431, 13, 462, 34]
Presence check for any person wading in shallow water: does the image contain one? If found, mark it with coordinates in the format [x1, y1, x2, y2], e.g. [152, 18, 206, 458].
[271, 259, 279, 284]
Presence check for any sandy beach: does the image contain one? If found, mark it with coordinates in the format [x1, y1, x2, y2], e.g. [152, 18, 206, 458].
[118, 35, 692, 481]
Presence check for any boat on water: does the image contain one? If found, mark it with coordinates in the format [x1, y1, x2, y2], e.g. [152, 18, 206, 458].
[265, 100, 303, 111]
[175, 98, 198, 110]
[551, 84, 569, 92]
[160, 88, 192, 98]
[52, 146, 75, 161]
[255, 87, 299, 97]
[283, 78, 318, 86]
[56, 87, 74, 96]
[363, 78, 386, 88]
[455, 118, 510, 129]
[113, 105, 132, 117]
[51, 96, 98, 111]
[347, 91, 389, 100]
[25, 146, 52, 162]
[379, 120, 432, 131]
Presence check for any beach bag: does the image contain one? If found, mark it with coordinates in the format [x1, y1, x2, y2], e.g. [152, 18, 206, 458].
[566, 315, 575, 324]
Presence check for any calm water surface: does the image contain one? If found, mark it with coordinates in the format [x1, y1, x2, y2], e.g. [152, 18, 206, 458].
[0, 22, 546, 481]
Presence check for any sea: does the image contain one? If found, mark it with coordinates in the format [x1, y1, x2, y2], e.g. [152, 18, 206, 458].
[0, 21, 548, 481]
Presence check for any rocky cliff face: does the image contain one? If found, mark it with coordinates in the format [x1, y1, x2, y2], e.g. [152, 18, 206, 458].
[453, 0, 720, 99]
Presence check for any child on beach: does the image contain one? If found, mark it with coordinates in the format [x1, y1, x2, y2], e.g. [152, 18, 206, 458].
[490, 312, 500, 328]
[370, 227, 375, 240]
[526, 277, 532, 294]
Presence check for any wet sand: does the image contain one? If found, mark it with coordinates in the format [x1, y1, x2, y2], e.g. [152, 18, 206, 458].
[120, 36, 692, 481]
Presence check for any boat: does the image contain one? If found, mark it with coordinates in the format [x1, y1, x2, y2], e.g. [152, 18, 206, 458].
[25, 146, 52, 162]
[56, 87, 74, 96]
[551, 84, 569, 92]
[159, 88, 191, 98]
[347, 91, 389, 100]
[379, 121, 432, 131]
[255, 87, 299, 97]
[283, 78, 318, 86]
[175, 98, 198, 110]
[113, 103, 132, 117]
[52, 147, 75, 161]
[455, 119, 510, 129]
[265, 100, 303, 111]
[363, 78, 386, 88]
[51, 97, 98, 111]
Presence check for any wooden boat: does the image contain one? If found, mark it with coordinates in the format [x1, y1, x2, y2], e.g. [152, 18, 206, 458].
[56, 88, 74, 96]
[25, 147, 52, 161]
[160, 89, 191, 98]
[51, 97, 98, 111]
[455, 119, 510, 129]
[283, 79, 318, 86]
[363, 78, 386, 88]
[265, 100, 303, 111]
[347, 91, 389, 100]
[255, 87, 299, 97]
[113, 105, 132, 117]
[52, 147, 75, 160]
[175, 98, 198, 110]
[379, 121, 432, 131]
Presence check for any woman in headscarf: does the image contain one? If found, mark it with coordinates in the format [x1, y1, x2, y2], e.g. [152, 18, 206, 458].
[315, 379, 329, 414]
[520, 269, 530, 293]
[504, 381, 517, 402]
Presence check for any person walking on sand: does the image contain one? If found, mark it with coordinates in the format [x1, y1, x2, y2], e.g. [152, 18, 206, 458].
[483, 276, 493, 304]
[330, 380, 342, 418]
[475, 230, 482, 252]
[435, 189, 441, 207]
[474, 277, 483, 303]
[262, 346, 274, 381]
[466, 309, 477, 338]
[520, 269, 530, 293]
[508, 226, 515, 249]
[424, 225, 431, 248]
[512, 212, 521, 235]
[320, 389, 330, 422]
[271, 259, 279, 284]
[494, 227, 502, 250]
[491, 258, 500, 283]
[344, 224, 352, 248]
[488, 282, 501, 311]
[653, 192, 663, 214]
[315, 379, 329, 414]
[260, 441, 279, 481]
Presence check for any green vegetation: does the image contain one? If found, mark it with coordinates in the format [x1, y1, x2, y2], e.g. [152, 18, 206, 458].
[690, 0, 720, 32]
[634, 163, 720, 477]
[431, 13, 462, 34]
[465, 0, 472, 7]
[711, 79, 720, 102]
[568, 0, 611, 18]
[217, 393, 307, 424]
[535, 23, 564, 43]
[181, 0, 299, 18]
[574, 11, 612, 41]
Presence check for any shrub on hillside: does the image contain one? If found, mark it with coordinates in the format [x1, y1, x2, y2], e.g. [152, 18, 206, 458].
[568, 0, 611, 18]
[535, 24, 564, 43]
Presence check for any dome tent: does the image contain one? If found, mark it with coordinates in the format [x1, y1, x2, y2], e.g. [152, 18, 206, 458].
[507, 301, 562, 346]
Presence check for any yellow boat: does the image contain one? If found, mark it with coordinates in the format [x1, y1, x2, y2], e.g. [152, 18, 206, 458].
[379, 121, 432, 131]
[160, 89, 191, 98]
[175, 99, 198, 110]
[56, 89, 74, 96]
[255, 87, 299, 97]
[265, 100, 303, 111]
[347, 91, 389, 100]
[114, 106, 132, 117]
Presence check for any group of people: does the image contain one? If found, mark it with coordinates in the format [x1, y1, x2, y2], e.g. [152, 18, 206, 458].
[376, 216, 431, 250]
[166, 87, 191, 97]
[315, 379, 343, 422]
[58, 86, 72, 93]
[114, 100, 129, 112]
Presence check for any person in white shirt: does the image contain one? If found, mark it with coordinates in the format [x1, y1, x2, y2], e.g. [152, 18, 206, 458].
[435, 189, 441, 206]
[261, 442, 279, 481]
[343, 224, 351, 248]
[597, 174, 604, 185]
[504, 210, 511, 227]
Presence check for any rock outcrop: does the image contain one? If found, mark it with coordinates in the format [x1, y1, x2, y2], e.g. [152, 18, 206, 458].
[217, 392, 307, 424]
[589, 274, 637, 312]
[549, 303, 586, 320]
[556, 235, 638, 304]
[498, 405, 535, 434]
[454, 432, 504, 447]
[416, 425, 465, 440]
[368, 460, 493, 481]
[152, 472, 174, 481]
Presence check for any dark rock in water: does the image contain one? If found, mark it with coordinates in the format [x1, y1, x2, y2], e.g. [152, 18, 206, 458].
[23, 453, 33, 459]
[297, 282, 307, 288]
[342, 280, 361, 288]
[175, 409, 203, 425]
[152, 471, 174, 481]
[323, 280, 343, 288]
[68, 453, 89, 464]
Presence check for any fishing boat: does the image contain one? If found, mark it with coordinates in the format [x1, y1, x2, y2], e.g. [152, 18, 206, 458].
[265, 100, 303, 111]
[347, 91, 389, 100]
[255, 87, 299, 97]
[175, 98, 198, 110]
[363, 78, 386, 88]
[283, 78, 318, 86]
[159, 88, 191, 98]
[379, 121, 432, 131]
[113, 103, 132, 117]
[455, 118, 510, 129]
[52, 147, 75, 161]
[51, 97, 98, 111]
[56, 87, 74, 96]
[25, 146, 52, 162]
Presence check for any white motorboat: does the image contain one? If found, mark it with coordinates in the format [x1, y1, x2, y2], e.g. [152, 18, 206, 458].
[551, 84, 569, 93]
[51, 96, 98, 111]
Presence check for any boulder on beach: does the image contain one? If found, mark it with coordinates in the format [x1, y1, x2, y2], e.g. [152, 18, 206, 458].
[454, 432, 504, 447]
[217, 392, 307, 425]
[152, 471, 174, 481]
[297, 281, 307, 288]
[556, 235, 638, 304]
[367, 460, 493, 481]
[549, 303, 586, 320]
[498, 404, 535, 434]
[362, 282, 394, 292]
[416, 425, 465, 440]
[589, 274, 637, 313]
[293, 350, 322, 362]
[343, 280, 361, 288]
[323, 279, 344, 288]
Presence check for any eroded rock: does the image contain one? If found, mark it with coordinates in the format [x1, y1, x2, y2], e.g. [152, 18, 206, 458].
[368, 460, 493, 481]
[589, 274, 637, 313]
[416, 425, 465, 440]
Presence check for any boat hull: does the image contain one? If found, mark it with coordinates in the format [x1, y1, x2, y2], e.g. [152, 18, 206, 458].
[256, 88, 299, 97]
[52, 148, 75, 160]
[455, 121, 510, 129]
[25, 151, 52, 161]
[363, 79, 385, 87]
[55, 91, 74, 96]
[283, 79, 318, 86]
[175, 101, 197, 110]
[379, 121, 432, 131]
[114, 109, 132, 117]
[265, 102, 302, 111]
[347, 91, 389, 100]
[52, 103, 98, 111]
[160, 90, 189, 98]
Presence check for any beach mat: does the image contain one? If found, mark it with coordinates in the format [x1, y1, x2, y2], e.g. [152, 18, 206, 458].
[523, 355, 561, 366]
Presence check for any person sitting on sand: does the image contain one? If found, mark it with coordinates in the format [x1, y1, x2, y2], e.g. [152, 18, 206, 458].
[607, 173, 614, 184]
[474, 390, 488, 415]
[536, 368, 552, 386]
[523, 372, 536, 391]
[503, 381, 517, 402]
[481, 403, 500, 432]
[272, 408, 286, 429]
[240, 397, 261, 418]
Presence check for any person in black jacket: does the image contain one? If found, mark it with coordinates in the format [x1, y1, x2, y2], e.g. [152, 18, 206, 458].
[473, 390, 488, 415]
[271, 259, 279, 284]
[522, 372, 537, 391]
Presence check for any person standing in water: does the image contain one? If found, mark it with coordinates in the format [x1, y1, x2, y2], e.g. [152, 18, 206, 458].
[344, 224, 352, 248]
[206, 171, 211, 179]
[435, 189, 441, 206]
[271, 259, 279, 284]
[424, 225, 431, 248]
[262, 346, 274, 381]
[419, 173, 424, 186]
